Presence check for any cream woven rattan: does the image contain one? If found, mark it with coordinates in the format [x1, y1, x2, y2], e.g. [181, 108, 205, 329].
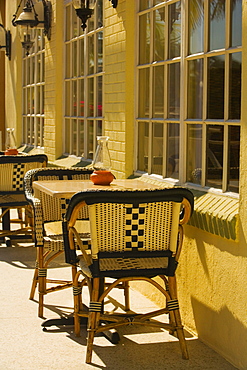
[0, 154, 48, 247]
[63, 188, 194, 364]
[24, 167, 93, 318]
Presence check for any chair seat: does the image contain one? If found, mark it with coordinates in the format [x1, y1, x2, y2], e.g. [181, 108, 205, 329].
[44, 232, 91, 252]
[0, 193, 28, 207]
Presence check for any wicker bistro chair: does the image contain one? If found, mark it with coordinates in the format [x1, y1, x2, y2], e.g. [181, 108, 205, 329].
[0, 154, 48, 247]
[24, 167, 93, 318]
[63, 187, 194, 364]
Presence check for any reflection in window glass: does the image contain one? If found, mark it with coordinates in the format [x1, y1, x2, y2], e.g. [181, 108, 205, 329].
[209, 0, 225, 50]
[229, 52, 241, 120]
[138, 122, 149, 172]
[168, 63, 180, 119]
[188, 0, 204, 54]
[66, 44, 71, 78]
[88, 34, 94, 74]
[186, 124, 202, 184]
[97, 120, 103, 136]
[153, 65, 164, 118]
[97, 32, 103, 72]
[65, 81, 71, 116]
[152, 123, 163, 175]
[228, 125, 240, 192]
[139, 13, 150, 65]
[139, 68, 150, 118]
[231, 0, 242, 47]
[167, 123, 179, 178]
[154, 8, 165, 61]
[187, 59, 203, 119]
[66, 6, 71, 41]
[206, 125, 224, 189]
[207, 56, 225, 119]
[168, 1, 181, 59]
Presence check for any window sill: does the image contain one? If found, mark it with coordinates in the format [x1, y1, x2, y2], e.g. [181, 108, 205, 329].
[138, 174, 239, 242]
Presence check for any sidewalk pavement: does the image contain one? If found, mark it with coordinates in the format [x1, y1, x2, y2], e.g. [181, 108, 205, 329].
[0, 243, 237, 370]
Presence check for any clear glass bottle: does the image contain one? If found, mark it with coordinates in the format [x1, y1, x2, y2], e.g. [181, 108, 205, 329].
[5, 128, 18, 155]
[92, 136, 111, 170]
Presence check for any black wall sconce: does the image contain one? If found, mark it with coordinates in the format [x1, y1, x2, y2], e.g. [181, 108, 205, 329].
[73, 0, 118, 31]
[0, 24, 11, 60]
[12, 0, 52, 56]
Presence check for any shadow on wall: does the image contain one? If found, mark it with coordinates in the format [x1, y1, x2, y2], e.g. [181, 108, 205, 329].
[191, 296, 247, 369]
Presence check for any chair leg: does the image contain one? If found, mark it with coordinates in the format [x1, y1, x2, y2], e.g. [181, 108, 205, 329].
[168, 276, 189, 360]
[29, 261, 39, 300]
[38, 246, 46, 318]
[123, 281, 130, 311]
[86, 278, 100, 364]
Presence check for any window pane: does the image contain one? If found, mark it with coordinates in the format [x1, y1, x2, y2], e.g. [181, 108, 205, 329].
[167, 123, 179, 178]
[206, 125, 224, 189]
[188, 0, 204, 54]
[64, 119, 71, 154]
[152, 123, 163, 176]
[154, 7, 165, 61]
[65, 81, 71, 116]
[209, 0, 225, 50]
[207, 56, 225, 119]
[186, 124, 202, 184]
[97, 76, 103, 116]
[79, 119, 84, 156]
[66, 6, 71, 41]
[79, 39, 84, 76]
[72, 119, 77, 155]
[97, 31, 103, 73]
[73, 41, 77, 77]
[97, 0, 103, 28]
[97, 120, 103, 136]
[228, 125, 240, 192]
[139, 13, 150, 65]
[73, 81, 77, 116]
[87, 120, 94, 159]
[168, 1, 181, 59]
[138, 122, 149, 172]
[168, 63, 180, 119]
[153, 65, 164, 118]
[229, 52, 241, 120]
[231, 0, 242, 47]
[139, 68, 150, 118]
[187, 59, 203, 119]
[79, 79, 84, 116]
[88, 34, 94, 75]
[66, 44, 71, 78]
[88, 78, 94, 116]
[139, 0, 151, 11]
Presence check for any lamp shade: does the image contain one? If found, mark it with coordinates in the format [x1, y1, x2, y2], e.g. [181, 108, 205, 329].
[14, 4, 39, 28]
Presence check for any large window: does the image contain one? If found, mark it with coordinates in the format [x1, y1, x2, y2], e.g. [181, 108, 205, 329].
[22, 29, 45, 148]
[64, 1, 103, 159]
[137, 0, 242, 193]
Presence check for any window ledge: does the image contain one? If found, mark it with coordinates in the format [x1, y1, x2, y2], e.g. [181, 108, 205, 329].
[188, 189, 239, 241]
[139, 175, 239, 242]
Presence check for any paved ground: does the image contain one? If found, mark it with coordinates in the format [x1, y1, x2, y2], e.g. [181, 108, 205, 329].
[0, 242, 237, 370]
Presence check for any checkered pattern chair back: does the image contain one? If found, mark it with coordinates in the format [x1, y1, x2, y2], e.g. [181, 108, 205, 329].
[24, 167, 93, 223]
[0, 154, 48, 193]
[64, 188, 194, 277]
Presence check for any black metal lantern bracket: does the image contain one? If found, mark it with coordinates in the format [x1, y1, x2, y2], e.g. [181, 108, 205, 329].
[12, 0, 52, 41]
[0, 24, 11, 60]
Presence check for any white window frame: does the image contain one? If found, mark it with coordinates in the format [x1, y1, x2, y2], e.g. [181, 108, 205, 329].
[135, 0, 242, 195]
